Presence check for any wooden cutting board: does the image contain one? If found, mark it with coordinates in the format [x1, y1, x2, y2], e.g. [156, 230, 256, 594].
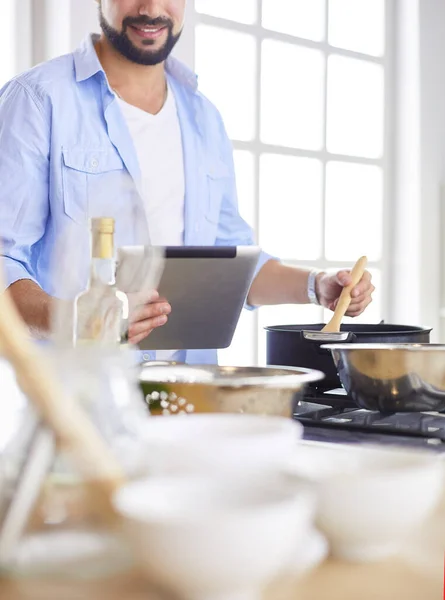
[0, 557, 441, 600]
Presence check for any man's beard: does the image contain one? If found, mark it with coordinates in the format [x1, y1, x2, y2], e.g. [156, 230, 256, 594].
[99, 12, 182, 66]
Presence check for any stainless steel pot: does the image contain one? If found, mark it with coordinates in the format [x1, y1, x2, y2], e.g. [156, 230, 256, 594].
[266, 324, 432, 390]
[139, 364, 324, 417]
[323, 343, 445, 412]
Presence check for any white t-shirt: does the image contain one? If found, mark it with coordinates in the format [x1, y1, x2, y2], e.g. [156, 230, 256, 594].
[117, 85, 184, 360]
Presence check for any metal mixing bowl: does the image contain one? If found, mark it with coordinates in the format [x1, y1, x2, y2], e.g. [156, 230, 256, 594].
[322, 344, 445, 412]
[139, 364, 324, 417]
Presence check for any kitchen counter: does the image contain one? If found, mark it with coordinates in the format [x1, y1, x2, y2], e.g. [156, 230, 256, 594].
[0, 441, 442, 600]
[0, 556, 441, 600]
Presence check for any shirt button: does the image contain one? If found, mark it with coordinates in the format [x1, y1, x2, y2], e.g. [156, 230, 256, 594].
[195, 224, 200, 232]
[91, 158, 99, 169]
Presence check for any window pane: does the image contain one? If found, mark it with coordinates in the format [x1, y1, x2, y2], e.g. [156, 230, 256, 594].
[218, 310, 256, 366]
[327, 55, 384, 158]
[258, 304, 323, 365]
[259, 154, 323, 260]
[196, 25, 256, 141]
[262, 0, 325, 42]
[329, 0, 385, 57]
[325, 162, 383, 261]
[0, 0, 16, 85]
[234, 150, 256, 231]
[323, 268, 382, 324]
[195, 0, 257, 25]
[261, 40, 324, 150]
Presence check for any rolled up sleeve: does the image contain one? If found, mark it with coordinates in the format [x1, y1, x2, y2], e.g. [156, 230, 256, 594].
[0, 79, 50, 291]
[214, 116, 276, 308]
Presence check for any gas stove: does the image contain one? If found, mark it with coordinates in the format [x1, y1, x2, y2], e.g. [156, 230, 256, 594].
[294, 387, 445, 452]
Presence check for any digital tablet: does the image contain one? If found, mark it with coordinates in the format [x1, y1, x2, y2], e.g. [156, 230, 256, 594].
[116, 246, 260, 350]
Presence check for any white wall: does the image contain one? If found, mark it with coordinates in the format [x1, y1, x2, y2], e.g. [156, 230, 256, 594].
[390, 0, 421, 326]
[392, 0, 445, 338]
[418, 0, 445, 339]
[70, 0, 100, 48]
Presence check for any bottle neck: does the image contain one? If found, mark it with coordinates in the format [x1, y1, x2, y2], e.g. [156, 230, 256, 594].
[90, 257, 116, 286]
[90, 228, 116, 286]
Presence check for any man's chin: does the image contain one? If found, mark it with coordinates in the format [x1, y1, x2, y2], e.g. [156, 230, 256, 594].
[126, 35, 169, 56]
[136, 48, 170, 65]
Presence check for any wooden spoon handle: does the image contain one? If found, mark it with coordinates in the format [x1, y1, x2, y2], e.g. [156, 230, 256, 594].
[322, 256, 368, 333]
[0, 282, 125, 505]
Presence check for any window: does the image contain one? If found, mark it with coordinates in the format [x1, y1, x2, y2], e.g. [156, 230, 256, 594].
[0, 0, 17, 86]
[193, 0, 390, 366]
[0, 0, 32, 88]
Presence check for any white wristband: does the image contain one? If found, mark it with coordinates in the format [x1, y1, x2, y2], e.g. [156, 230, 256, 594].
[307, 270, 321, 305]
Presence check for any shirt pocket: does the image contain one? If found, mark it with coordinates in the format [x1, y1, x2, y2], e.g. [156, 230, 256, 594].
[62, 147, 124, 224]
[205, 159, 231, 225]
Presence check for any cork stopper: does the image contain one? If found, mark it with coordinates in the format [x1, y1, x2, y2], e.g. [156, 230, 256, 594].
[91, 218, 115, 259]
[91, 218, 114, 234]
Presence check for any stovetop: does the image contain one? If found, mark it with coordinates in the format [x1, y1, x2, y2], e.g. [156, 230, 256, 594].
[294, 388, 445, 452]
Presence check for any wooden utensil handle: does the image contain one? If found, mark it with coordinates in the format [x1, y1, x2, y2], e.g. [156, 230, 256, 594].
[322, 256, 368, 333]
[336, 255, 368, 311]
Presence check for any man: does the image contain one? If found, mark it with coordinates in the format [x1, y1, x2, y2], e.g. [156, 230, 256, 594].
[0, 0, 374, 364]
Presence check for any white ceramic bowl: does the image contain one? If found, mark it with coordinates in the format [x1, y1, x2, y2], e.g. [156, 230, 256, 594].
[285, 527, 329, 576]
[114, 475, 314, 600]
[289, 442, 363, 482]
[310, 446, 444, 562]
[142, 414, 303, 476]
[403, 508, 445, 579]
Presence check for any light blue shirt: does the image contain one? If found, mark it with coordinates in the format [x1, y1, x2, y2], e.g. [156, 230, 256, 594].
[0, 35, 272, 364]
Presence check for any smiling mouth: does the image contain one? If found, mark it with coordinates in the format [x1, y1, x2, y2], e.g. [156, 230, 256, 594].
[129, 24, 168, 40]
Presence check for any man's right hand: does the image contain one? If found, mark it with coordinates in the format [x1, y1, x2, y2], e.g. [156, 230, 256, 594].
[127, 290, 171, 346]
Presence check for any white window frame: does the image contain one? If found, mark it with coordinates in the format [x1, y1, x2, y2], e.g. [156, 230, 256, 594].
[190, 1, 394, 364]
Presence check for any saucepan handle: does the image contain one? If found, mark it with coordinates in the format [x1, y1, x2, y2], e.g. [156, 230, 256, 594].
[301, 331, 356, 354]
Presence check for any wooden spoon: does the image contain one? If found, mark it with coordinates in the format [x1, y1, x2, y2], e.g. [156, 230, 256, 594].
[0, 272, 125, 517]
[321, 256, 368, 333]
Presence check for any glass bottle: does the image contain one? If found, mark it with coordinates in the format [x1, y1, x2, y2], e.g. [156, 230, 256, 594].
[74, 218, 129, 346]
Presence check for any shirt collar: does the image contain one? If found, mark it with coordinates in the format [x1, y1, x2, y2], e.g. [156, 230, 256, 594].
[73, 33, 199, 93]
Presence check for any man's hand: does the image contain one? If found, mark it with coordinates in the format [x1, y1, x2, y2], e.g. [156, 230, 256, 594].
[316, 270, 374, 317]
[127, 291, 171, 345]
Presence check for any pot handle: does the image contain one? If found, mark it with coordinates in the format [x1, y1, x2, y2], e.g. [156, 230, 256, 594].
[301, 331, 356, 354]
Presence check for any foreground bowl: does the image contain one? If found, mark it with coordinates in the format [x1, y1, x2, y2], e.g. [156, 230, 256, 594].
[313, 446, 443, 562]
[322, 344, 445, 412]
[114, 476, 314, 600]
[140, 414, 303, 476]
[139, 365, 324, 417]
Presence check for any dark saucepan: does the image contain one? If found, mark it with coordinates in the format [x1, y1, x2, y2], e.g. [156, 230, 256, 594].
[265, 323, 432, 390]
